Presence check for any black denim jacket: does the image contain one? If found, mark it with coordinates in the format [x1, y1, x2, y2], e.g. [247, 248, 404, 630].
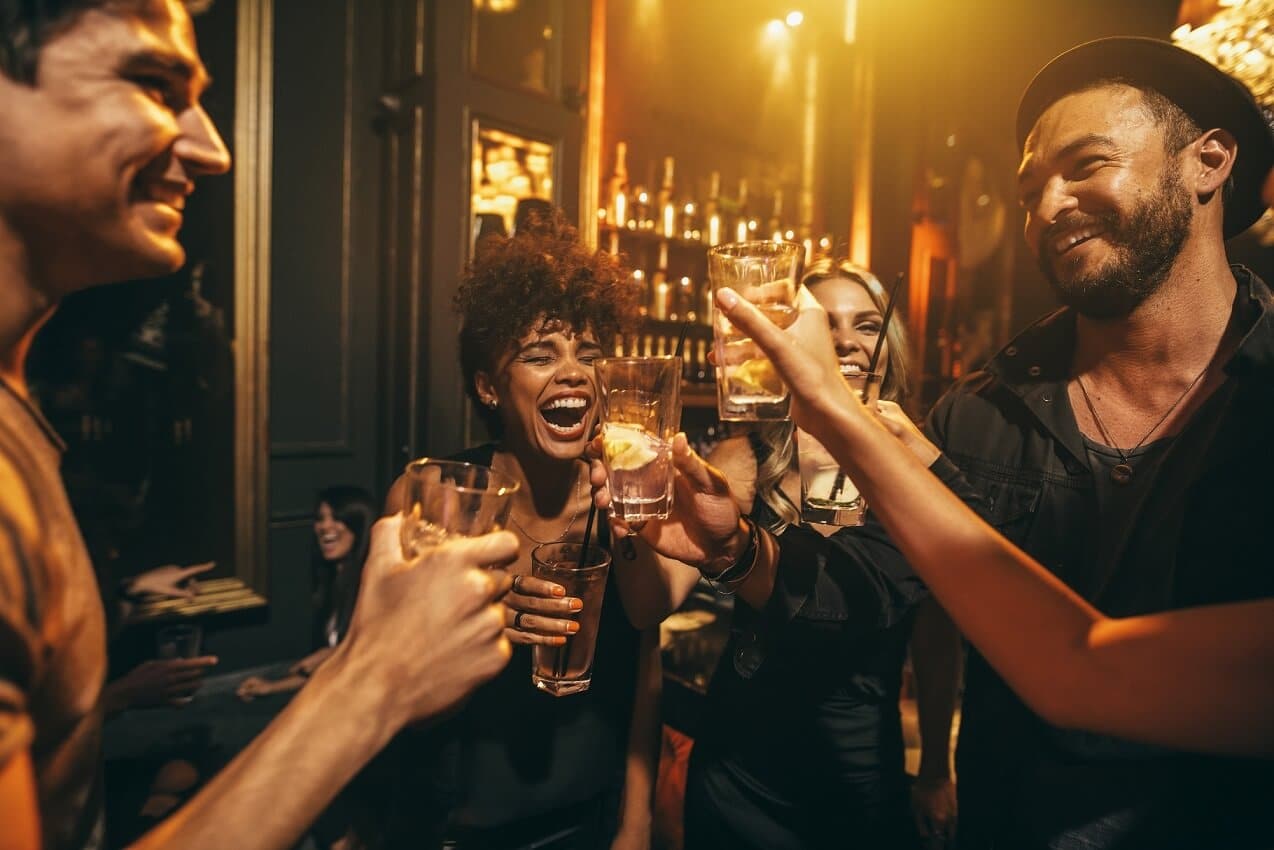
[927, 266, 1274, 849]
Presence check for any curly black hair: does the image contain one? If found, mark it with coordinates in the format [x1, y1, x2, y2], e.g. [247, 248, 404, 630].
[456, 209, 640, 436]
[0, 0, 210, 83]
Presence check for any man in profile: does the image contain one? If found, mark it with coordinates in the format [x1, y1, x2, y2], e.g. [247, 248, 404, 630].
[0, 3, 515, 849]
[916, 37, 1274, 848]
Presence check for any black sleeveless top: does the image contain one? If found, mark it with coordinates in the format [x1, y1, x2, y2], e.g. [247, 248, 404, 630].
[352, 446, 640, 847]
[688, 432, 918, 846]
[442, 443, 639, 829]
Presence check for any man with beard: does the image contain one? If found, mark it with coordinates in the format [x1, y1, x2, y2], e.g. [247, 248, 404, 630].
[0, 3, 517, 849]
[913, 38, 1274, 849]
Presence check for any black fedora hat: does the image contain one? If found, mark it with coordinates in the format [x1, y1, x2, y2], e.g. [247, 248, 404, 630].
[1016, 36, 1274, 239]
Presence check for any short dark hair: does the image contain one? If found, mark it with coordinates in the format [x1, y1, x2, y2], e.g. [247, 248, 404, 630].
[1078, 78, 1233, 205]
[1080, 77, 1202, 153]
[455, 209, 639, 436]
[0, 0, 209, 83]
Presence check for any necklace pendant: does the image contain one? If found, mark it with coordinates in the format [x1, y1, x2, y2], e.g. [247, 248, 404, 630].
[1111, 463, 1133, 485]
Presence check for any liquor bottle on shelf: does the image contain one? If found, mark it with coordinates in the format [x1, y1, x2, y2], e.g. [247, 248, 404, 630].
[676, 276, 696, 323]
[680, 202, 699, 242]
[632, 187, 651, 230]
[632, 269, 649, 318]
[607, 141, 629, 230]
[650, 242, 671, 320]
[650, 271, 671, 321]
[703, 171, 722, 246]
[657, 156, 677, 239]
[768, 189, 784, 242]
[735, 177, 752, 243]
[695, 338, 711, 382]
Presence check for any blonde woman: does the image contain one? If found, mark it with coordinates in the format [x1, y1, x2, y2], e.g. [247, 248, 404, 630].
[683, 261, 961, 849]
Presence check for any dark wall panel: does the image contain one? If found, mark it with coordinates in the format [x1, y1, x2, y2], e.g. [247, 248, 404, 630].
[270, 0, 355, 454]
[219, 0, 386, 670]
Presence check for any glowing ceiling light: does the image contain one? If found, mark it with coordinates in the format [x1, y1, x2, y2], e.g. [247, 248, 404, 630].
[766, 19, 786, 38]
[786, 11, 804, 27]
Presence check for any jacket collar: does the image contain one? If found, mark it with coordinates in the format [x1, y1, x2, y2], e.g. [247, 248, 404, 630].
[1223, 265, 1274, 382]
[983, 265, 1274, 395]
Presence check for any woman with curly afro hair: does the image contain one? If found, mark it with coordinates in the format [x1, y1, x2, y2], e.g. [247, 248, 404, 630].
[382, 209, 677, 849]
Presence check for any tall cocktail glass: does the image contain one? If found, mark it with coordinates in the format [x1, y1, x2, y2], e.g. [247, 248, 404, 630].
[707, 241, 802, 421]
[596, 356, 681, 523]
[531, 542, 612, 696]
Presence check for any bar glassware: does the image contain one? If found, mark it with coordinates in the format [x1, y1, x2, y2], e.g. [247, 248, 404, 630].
[797, 372, 884, 526]
[156, 624, 203, 704]
[596, 356, 681, 523]
[707, 241, 802, 421]
[157, 623, 202, 659]
[530, 542, 612, 696]
[400, 459, 519, 558]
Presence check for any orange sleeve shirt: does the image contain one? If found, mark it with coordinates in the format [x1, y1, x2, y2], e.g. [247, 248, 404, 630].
[0, 380, 107, 850]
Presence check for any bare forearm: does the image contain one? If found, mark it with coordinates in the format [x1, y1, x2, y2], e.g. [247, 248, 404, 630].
[619, 629, 661, 832]
[910, 599, 962, 779]
[131, 650, 398, 850]
[822, 406, 1274, 755]
[612, 546, 699, 629]
[821, 409, 1097, 693]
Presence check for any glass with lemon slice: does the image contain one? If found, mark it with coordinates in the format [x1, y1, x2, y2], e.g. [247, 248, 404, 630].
[707, 241, 802, 420]
[596, 356, 682, 522]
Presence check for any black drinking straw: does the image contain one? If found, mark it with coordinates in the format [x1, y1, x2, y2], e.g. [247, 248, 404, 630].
[578, 501, 597, 568]
[674, 318, 691, 361]
[831, 272, 906, 502]
[867, 272, 906, 376]
[561, 495, 600, 679]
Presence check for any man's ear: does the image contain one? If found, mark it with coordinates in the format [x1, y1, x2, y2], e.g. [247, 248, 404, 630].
[1191, 128, 1239, 198]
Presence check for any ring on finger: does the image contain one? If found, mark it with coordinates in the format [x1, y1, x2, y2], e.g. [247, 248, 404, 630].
[511, 574, 524, 593]
[513, 610, 528, 630]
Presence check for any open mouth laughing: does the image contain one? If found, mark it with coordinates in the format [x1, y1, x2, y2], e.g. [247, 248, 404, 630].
[538, 393, 592, 439]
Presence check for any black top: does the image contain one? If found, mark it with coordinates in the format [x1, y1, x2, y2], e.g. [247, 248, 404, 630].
[358, 443, 639, 846]
[687, 433, 934, 847]
[927, 266, 1274, 849]
[1078, 435, 1172, 599]
[445, 443, 638, 830]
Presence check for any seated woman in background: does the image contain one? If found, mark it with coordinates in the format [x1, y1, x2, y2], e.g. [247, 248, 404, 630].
[237, 485, 376, 700]
[380, 211, 666, 849]
[684, 260, 956, 849]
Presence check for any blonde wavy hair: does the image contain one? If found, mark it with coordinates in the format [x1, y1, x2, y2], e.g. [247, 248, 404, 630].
[754, 260, 913, 531]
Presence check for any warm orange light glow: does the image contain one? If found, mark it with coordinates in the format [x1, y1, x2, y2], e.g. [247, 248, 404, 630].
[843, 0, 857, 44]
[766, 18, 786, 38]
[785, 11, 804, 27]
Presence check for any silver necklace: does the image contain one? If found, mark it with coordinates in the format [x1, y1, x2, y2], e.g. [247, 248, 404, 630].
[505, 465, 584, 545]
[1074, 366, 1208, 485]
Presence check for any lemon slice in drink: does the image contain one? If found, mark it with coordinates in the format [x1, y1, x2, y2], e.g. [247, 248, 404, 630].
[732, 357, 783, 396]
[603, 425, 659, 471]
